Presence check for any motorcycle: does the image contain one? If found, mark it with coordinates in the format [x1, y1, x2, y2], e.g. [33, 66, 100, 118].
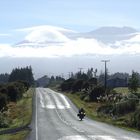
[77, 112, 85, 121]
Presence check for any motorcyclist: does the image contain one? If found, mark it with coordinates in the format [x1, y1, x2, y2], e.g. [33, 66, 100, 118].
[79, 108, 85, 114]
[77, 108, 85, 120]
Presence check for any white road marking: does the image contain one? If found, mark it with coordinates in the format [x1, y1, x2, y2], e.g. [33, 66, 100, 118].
[123, 136, 140, 140]
[51, 90, 68, 109]
[46, 104, 56, 109]
[58, 135, 140, 140]
[39, 91, 45, 108]
[39, 88, 71, 109]
[43, 91, 56, 109]
[55, 106, 84, 133]
[59, 94, 71, 108]
[93, 135, 116, 140]
[35, 89, 38, 140]
[58, 135, 87, 140]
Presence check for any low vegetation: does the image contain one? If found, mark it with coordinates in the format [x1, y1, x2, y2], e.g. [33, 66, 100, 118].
[0, 130, 29, 140]
[0, 66, 34, 139]
[58, 70, 140, 132]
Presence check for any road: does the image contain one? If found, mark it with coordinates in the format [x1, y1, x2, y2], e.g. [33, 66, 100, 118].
[27, 88, 140, 140]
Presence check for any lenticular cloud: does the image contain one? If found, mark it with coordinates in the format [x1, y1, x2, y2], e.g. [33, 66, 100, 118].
[0, 25, 140, 58]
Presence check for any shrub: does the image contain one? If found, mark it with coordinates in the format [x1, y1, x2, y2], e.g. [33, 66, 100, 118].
[61, 78, 75, 91]
[112, 99, 137, 115]
[97, 104, 113, 115]
[7, 82, 25, 102]
[131, 106, 140, 130]
[0, 113, 9, 128]
[82, 82, 89, 91]
[0, 93, 7, 112]
[89, 86, 105, 101]
[72, 80, 84, 92]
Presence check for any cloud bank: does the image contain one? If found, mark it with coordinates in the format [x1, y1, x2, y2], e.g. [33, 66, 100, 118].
[0, 25, 140, 58]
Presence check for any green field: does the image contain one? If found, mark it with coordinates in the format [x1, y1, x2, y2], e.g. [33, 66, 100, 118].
[114, 87, 140, 94]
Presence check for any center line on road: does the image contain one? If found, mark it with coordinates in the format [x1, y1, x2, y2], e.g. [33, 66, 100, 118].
[55, 107, 84, 133]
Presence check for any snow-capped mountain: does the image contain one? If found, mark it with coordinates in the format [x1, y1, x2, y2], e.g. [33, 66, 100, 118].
[15, 25, 139, 48]
[15, 25, 77, 47]
[78, 26, 139, 44]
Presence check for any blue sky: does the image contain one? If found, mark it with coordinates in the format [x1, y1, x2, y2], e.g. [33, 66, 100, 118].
[0, 0, 140, 44]
[0, 0, 140, 32]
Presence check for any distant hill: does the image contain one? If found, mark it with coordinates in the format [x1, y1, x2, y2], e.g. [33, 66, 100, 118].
[15, 25, 139, 46]
[89, 26, 137, 35]
[83, 26, 138, 43]
[36, 75, 50, 87]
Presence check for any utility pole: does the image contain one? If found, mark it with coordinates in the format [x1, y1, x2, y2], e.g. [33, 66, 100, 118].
[78, 68, 84, 73]
[93, 68, 97, 78]
[101, 60, 110, 90]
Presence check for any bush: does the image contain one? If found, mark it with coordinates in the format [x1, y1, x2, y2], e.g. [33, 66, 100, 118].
[0, 93, 7, 112]
[112, 99, 137, 115]
[82, 82, 89, 91]
[131, 106, 140, 130]
[89, 86, 105, 101]
[61, 78, 75, 91]
[7, 82, 25, 102]
[72, 80, 84, 92]
[0, 86, 8, 94]
[97, 104, 113, 116]
[0, 113, 9, 128]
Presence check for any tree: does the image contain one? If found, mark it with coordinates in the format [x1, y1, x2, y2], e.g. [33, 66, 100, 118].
[7, 82, 25, 102]
[0, 93, 7, 112]
[0, 73, 9, 84]
[87, 68, 93, 79]
[89, 86, 105, 101]
[8, 66, 34, 86]
[61, 78, 75, 91]
[72, 80, 84, 92]
[128, 71, 139, 93]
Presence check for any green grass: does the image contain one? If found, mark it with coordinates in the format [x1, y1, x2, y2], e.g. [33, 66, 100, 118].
[65, 93, 104, 120]
[64, 92, 140, 133]
[114, 87, 129, 95]
[8, 88, 34, 128]
[0, 130, 29, 140]
[0, 88, 34, 139]
[114, 87, 140, 95]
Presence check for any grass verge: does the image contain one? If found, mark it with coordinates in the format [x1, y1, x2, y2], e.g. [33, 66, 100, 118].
[0, 88, 34, 139]
[64, 92, 140, 133]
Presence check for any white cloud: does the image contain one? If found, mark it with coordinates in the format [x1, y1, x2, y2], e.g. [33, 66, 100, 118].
[0, 33, 11, 37]
[0, 25, 140, 58]
[0, 37, 140, 58]
[127, 33, 140, 42]
[15, 25, 77, 34]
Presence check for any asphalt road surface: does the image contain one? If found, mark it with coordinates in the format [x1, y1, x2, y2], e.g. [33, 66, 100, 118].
[27, 88, 140, 140]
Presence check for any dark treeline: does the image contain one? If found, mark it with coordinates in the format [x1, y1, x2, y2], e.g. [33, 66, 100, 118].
[0, 73, 9, 84]
[0, 66, 34, 86]
[9, 66, 34, 86]
[60, 68, 131, 92]
[36, 75, 65, 87]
